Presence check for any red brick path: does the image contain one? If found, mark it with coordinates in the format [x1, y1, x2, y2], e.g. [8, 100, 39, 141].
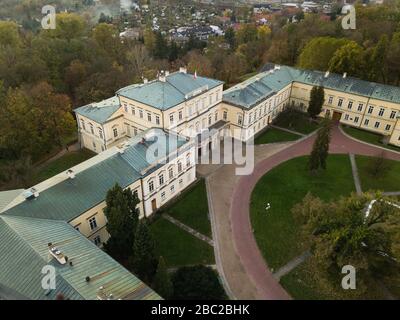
[230, 125, 400, 300]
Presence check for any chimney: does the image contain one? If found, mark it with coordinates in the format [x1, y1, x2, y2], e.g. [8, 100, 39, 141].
[159, 71, 166, 82]
[324, 71, 330, 78]
[274, 65, 281, 70]
[67, 169, 75, 179]
[179, 67, 187, 74]
[32, 188, 39, 198]
[165, 70, 170, 76]
[343, 72, 347, 79]
[143, 78, 148, 84]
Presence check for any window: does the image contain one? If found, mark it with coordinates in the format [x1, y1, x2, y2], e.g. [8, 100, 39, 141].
[147, 113, 152, 122]
[170, 185, 175, 194]
[364, 119, 369, 126]
[156, 116, 160, 125]
[113, 128, 118, 138]
[148, 180, 154, 193]
[368, 106, 374, 114]
[161, 191, 166, 202]
[354, 116, 359, 123]
[131, 107, 135, 115]
[98, 128, 103, 139]
[348, 101, 353, 109]
[390, 111, 396, 119]
[378, 108, 385, 117]
[215, 113, 218, 122]
[179, 110, 183, 121]
[178, 161, 182, 173]
[385, 124, 391, 131]
[338, 99, 343, 107]
[374, 121, 380, 128]
[179, 179, 183, 187]
[124, 104, 128, 112]
[223, 111, 228, 121]
[208, 115, 212, 125]
[249, 113, 252, 124]
[80, 120, 86, 131]
[93, 235, 101, 246]
[344, 114, 349, 120]
[74, 225, 80, 232]
[159, 174, 164, 186]
[170, 114, 174, 124]
[88, 216, 98, 231]
[169, 167, 174, 179]
[139, 109, 143, 118]
[237, 114, 243, 126]
[92, 141, 96, 150]
[90, 123, 94, 134]
[357, 103, 363, 111]
[186, 154, 191, 167]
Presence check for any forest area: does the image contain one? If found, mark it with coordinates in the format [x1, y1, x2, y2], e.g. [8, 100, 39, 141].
[1, 1, 400, 189]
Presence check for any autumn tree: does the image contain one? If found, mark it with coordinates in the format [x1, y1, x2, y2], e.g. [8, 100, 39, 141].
[104, 184, 140, 259]
[292, 192, 399, 293]
[328, 42, 365, 78]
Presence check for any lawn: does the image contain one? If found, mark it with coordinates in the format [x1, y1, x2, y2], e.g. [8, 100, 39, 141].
[150, 218, 215, 268]
[342, 125, 400, 152]
[31, 149, 95, 185]
[165, 179, 212, 237]
[356, 155, 400, 192]
[250, 155, 355, 270]
[254, 127, 301, 145]
[274, 110, 319, 135]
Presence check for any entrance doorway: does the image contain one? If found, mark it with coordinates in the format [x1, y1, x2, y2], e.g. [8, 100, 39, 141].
[151, 199, 157, 212]
[332, 111, 342, 122]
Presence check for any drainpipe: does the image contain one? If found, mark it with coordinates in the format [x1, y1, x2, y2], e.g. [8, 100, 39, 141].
[139, 178, 147, 218]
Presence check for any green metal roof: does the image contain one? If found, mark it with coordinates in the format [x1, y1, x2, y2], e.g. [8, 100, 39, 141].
[117, 71, 224, 110]
[74, 96, 121, 124]
[0, 215, 160, 300]
[0, 189, 23, 212]
[223, 65, 400, 109]
[3, 129, 189, 222]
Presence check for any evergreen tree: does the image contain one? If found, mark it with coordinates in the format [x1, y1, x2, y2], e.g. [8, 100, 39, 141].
[308, 86, 325, 119]
[130, 221, 158, 283]
[309, 117, 332, 172]
[152, 256, 173, 299]
[103, 184, 139, 259]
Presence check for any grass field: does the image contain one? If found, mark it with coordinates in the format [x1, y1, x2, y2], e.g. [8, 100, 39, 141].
[150, 218, 215, 268]
[250, 155, 355, 270]
[356, 155, 400, 192]
[165, 179, 212, 237]
[274, 110, 319, 135]
[254, 127, 301, 145]
[342, 126, 400, 152]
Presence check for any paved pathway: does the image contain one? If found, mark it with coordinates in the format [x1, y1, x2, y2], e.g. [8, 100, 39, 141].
[349, 153, 363, 195]
[273, 251, 311, 281]
[162, 214, 214, 246]
[270, 124, 306, 137]
[207, 124, 400, 300]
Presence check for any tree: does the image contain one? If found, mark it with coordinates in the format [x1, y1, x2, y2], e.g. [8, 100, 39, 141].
[367, 34, 389, 83]
[130, 221, 158, 283]
[309, 117, 332, 172]
[224, 27, 236, 49]
[298, 37, 350, 71]
[366, 152, 392, 179]
[328, 42, 365, 78]
[387, 32, 400, 85]
[103, 184, 140, 259]
[308, 86, 325, 118]
[186, 51, 215, 78]
[292, 192, 399, 293]
[171, 265, 227, 300]
[152, 257, 173, 299]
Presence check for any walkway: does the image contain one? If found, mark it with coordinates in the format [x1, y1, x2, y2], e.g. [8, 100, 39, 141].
[206, 124, 400, 300]
[162, 214, 214, 246]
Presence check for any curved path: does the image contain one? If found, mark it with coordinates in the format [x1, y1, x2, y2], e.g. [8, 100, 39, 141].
[230, 125, 400, 299]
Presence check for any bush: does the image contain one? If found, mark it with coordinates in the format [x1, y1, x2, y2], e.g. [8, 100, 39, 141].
[171, 265, 227, 300]
[367, 153, 392, 178]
